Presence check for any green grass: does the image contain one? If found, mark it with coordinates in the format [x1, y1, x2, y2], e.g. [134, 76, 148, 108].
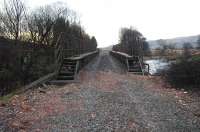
[0, 92, 16, 103]
[0, 89, 21, 103]
[191, 55, 200, 61]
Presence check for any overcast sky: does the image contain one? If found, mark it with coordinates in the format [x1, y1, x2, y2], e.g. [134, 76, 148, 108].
[26, 0, 200, 47]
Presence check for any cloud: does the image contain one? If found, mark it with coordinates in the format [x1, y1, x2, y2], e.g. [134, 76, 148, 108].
[26, 0, 200, 47]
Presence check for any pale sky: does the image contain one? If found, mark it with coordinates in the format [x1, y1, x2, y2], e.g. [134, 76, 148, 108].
[26, 0, 200, 47]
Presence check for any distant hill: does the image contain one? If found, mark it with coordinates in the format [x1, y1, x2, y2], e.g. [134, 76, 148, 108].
[102, 45, 113, 51]
[148, 35, 199, 49]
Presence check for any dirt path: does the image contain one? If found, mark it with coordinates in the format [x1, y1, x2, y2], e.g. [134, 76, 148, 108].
[1, 50, 200, 132]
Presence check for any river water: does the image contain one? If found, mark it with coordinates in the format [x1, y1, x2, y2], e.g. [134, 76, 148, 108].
[145, 59, 170, 75]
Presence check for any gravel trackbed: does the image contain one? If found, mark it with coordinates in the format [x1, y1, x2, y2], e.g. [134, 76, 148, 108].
[0, 50, 200, 132]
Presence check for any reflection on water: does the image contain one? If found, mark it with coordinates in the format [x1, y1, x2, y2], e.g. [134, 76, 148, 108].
[145, 59, 170, 75]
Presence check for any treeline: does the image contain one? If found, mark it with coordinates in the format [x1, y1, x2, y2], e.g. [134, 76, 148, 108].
[112, 27, 150, 56]
[164, 42, 200, 90]
[0, 0, 97, 96]
[0, 0, 97, 51]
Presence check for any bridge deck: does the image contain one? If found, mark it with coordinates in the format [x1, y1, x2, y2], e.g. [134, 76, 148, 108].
[67, 50, 99, 60]
[1, 50, 199, 131]
[111, 51, 132, 58]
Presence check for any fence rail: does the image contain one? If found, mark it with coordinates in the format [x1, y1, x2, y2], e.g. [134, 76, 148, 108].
[110, 51, 149, 75]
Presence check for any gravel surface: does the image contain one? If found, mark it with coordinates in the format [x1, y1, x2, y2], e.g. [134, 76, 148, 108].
[0, 50, 200, 132]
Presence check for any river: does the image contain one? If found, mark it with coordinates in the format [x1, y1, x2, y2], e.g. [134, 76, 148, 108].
[145, 59, 170, 75]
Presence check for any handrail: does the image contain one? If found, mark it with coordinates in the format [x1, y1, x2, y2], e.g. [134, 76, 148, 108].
[54, 33, 64, 73]
[67, 50, 99, 60]
[144, 63, 150, 74]
[111, 50, 149, 75]
[74, 60, 80, 80]
[111, 51, 132, 58]
[70, 50, 98, 80]
[126, 58, 130, 71]
[137, 56, 144, 76]
[17, 71, 58, 94]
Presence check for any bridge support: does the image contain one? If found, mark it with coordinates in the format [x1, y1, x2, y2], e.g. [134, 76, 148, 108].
[110, 51, 149, 75]
[51, 50, 99, 84]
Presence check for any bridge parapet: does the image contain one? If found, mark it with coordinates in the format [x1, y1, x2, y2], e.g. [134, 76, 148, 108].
[110, 51, 149, 75]
[51, 50, 99, 84]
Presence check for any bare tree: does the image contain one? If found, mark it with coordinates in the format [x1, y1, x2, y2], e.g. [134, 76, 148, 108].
[26, 3, 70, 45]
[119, 27, 143, 56]
[0, 22, 5, 37]
[26, 13, 38, 43]
[68, 10, 80, 24]
[157, 39, 168, 56]
[142, 38, 151, 56]
[0, 0, 26, 43]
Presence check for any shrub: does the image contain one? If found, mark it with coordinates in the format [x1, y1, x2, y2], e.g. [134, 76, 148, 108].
[0, 69, 19, 96]
[164, 59, 200, 89]
[0, 41, 55, 96]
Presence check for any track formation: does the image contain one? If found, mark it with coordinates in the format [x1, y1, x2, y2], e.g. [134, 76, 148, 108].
[0, 50, 200, 131]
